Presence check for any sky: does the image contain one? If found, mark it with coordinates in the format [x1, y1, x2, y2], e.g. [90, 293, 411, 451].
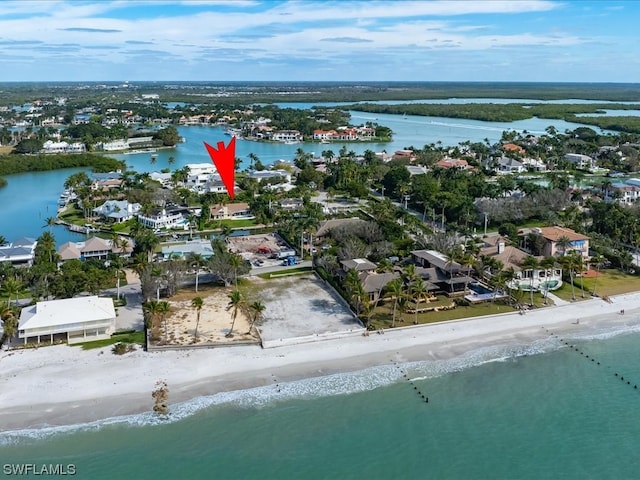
[0, 0, 638, 83]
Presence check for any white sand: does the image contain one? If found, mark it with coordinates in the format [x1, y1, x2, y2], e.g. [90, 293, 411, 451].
[1, 292, 639, 431]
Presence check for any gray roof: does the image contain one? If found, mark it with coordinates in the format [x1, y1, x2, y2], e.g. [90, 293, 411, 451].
[341, 258, 377, 272]
[411, 249, 463, 273]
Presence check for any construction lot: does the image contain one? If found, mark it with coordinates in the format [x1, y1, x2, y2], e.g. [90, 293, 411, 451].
[252, 274, 363, 347]
[227, 232, 295, 268]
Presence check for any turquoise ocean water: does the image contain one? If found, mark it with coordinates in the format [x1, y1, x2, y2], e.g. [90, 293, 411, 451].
[3, 324, 640, 479]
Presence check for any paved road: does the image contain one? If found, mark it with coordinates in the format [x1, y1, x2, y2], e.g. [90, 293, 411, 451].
[102, 282, 144, 332]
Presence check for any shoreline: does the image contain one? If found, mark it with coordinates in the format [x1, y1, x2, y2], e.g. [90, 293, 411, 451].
[2, 292, 640, 433]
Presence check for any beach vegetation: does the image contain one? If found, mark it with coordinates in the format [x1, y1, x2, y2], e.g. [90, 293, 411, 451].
[225, 289, 244, 338]
[74, 330, 145, 350]
[191, 296, 203, 342]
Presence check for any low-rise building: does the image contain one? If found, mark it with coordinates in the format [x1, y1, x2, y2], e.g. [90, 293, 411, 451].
[93, 200, 141, 223]
[0, 237, 37, 267]
[436, 158, 469, 170]
[529, 226, 590, 260]
[137, 208, 187, 230]
[210, 202, 252, 220]
[57, 236, 133, 262]
[565, 153, 596, 170]
[18, 296, 116, 345]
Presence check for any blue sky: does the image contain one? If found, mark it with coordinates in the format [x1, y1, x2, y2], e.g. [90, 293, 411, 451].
[0, 0, 638, 82]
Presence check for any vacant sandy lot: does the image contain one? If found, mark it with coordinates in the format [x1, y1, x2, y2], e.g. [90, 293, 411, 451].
[255, 274, 363, 343]
[155, 287, 257, 346]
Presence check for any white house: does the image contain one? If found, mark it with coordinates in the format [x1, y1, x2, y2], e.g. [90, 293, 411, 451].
[137, 208, 187, 230]
[495, 156, 526, 174]
[93, 200, 141, 223]
[565, 153, 596, 170]
[602, 181, 640, 205]
[99, 139, 129, 151]
[0, 237, 37, 267]
[18, 296, 116, 345]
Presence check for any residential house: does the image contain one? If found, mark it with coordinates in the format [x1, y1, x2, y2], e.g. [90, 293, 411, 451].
[209, 202, 252, 220]
[406, 165, 428, 176]
[436, 158, 469, 170]
[528, 226, 590, 260]
[57, 236, 133, 262]
[602, 180, 640, 205]
[278, 198, 304, 211]
[271, 130, 302, 143]
[93, 200, 141, 223]
[360, 271, 401, 302]
[138, 208, 187, 230]
[91, 172, 123, 191]
[494, 156, 526, 174]
[0, 237, 37, 267]
[127, 136, 155, 149]
[502, 143, 526, 156]
[161, 239, 214, 261]
[99, 139, 129, 151]
[340, 258, 377, 273]
[18, 296, 116, 345]
[479, 236, 562, 292]
[410, 249, 473, 295]
[565, 153, 596, 171]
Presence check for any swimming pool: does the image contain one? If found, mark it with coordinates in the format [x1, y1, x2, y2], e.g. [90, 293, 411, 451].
[469, 283, 493, 295]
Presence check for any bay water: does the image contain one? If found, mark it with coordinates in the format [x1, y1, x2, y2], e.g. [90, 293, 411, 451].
[2, 323, 640, 479]
[0, 106, 616, 246]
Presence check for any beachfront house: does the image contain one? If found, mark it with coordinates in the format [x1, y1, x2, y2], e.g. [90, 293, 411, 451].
[528, 226, 590, 260]
[18, 296, 116, 345]
[479, 236, 563, 292]
[410, 249, 473, 295]
[160, 239, 214, 261]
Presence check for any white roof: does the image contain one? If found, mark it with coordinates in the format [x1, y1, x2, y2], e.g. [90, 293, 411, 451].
[19, 296, 115, 331]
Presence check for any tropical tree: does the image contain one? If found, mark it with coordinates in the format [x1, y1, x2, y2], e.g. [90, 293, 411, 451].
[385, 278, 404, 328]
[1, 277, 23, 306]
[520, 255, 540, 306]
[225, 289, 243, 338]
[43, 216, 56, 232]
[445, 245, 464, 293]
[143, 300, 163, 339]
[188, 252, 205, 292]
[1, 305, 18, 347]
[589, 254, 605, 297]
[539, 256, 557, 305]
[411, 278, 428, 325]
[247, 300, 266, 334]
[560, 253, 580, 301]
[191, 296, 203, 342]
[556, 235, 572, 257]
[157, 301, 171, 342]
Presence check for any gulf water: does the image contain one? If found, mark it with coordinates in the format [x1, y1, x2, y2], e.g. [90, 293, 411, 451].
[3, 325, 640, 479]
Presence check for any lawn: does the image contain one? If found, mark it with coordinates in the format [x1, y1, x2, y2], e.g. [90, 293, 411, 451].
[369, 296, 519, 329]
[72, 330, 145, 350]
[575, 269, 640, 298]
[58, 204, 85, 225]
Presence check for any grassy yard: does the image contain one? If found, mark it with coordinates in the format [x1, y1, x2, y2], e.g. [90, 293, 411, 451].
[58, 204, 85, 225]
[73, 330, 145, 350]
[369, 296, 522, 329]
[575, 269, 640, 298]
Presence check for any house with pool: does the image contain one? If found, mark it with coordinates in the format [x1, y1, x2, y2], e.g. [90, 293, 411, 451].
[479, 236, 563, 292]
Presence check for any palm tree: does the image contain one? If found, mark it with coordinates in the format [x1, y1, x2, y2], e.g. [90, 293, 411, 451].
[445, 245, 463, 293]
[43, 216, 56, 232]
[248, 153, 259, 172]
[157, 301, 171, 342]
[1, 305, 18, 348]
[520, 255, 540, 307]
[143, 300, 162, 338]
[556, 235, 572, 257]
[225, 289, 243, 338]
[247, 300, 265, 334]
[590, 254, 605, 297]
[191, 296, 203, 342]
[539, 257, 557, 305]
[412, 278, 428, 325]
[1, 277, 22, 307]
[228, 254, 242, 288]
[187, 252, 205, 292]
[385, 278, 404, 328]
[560, 253, 579, 301]
[111, 256, 124, 300]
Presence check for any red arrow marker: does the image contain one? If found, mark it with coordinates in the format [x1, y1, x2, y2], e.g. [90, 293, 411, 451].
[203, 137, 236, 200]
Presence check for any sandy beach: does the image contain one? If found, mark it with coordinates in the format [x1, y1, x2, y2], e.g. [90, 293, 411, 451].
[1, 292, 640, 432]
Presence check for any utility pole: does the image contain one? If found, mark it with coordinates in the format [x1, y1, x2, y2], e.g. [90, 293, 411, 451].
[483, 212, 489, 236]
[381, 186, 385, 198]
[404, 195, 410, 210]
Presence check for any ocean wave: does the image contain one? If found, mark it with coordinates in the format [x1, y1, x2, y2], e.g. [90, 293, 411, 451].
[4, 326, 640, 443]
